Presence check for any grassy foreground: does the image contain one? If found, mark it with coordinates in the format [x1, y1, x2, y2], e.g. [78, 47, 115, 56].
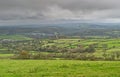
[0, 60, 120, 77]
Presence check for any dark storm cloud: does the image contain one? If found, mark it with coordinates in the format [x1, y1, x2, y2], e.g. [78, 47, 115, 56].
[0, 0, 120, 22]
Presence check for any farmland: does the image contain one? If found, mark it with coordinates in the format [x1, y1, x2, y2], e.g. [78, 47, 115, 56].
[0, 36, 120, 60]
[0, 35, 119, 77]
[0, 60, 120, 77]
[0, 35, 32, 41]
[0, 25, 120, 77]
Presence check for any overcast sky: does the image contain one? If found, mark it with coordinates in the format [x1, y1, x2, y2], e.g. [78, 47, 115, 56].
[0, 0, 120, 24]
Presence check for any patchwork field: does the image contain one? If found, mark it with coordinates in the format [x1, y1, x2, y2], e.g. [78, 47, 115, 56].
[0, 60, 120, 77]
[0, 38, 120, 60]
[0, 35, 120, 77]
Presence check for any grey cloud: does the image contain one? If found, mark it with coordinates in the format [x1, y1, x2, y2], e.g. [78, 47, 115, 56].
[0, 0, 120, 22]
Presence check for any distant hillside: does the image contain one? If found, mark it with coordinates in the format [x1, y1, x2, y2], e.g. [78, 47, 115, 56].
[0, 22, 120, 38]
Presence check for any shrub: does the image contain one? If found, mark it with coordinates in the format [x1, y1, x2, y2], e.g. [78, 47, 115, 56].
[12, 50, 31, 59]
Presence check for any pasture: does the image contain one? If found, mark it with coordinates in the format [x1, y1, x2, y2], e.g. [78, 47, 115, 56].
[0, 60, 120, 77]
[0, 38, 120, 60]
[0, 36, 120, 77]
[0, 35, 32, 40]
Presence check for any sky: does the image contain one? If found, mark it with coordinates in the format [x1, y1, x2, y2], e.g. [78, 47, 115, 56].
[0, 0, 120, 24]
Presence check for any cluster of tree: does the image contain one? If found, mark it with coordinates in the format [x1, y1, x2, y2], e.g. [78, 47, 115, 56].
[1, 39, 120, 61]
[11, 50, 120, 61]
[102, 51, 120, 60]
[1, 39, 96, 53]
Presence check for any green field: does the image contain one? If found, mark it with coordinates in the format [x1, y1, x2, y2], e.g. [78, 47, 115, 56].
[0, 54, 13, 57]
[0, 35, 32, 40]
[0, 60, 119, 77]
[0, 36, 120, 77]
[0, 38, 120, 60]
